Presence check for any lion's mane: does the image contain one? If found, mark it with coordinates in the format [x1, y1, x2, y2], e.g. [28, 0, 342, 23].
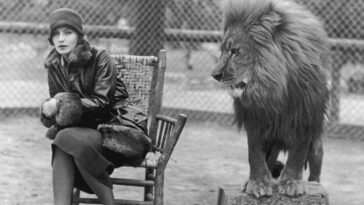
[223, 0, 329, 145]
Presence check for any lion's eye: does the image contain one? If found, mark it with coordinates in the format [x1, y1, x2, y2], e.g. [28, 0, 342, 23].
[230, 48, 240, 55]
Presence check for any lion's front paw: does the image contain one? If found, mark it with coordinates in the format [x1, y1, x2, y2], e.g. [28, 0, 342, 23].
[278, 179, 306, 196]
[242, 179, 273, 198]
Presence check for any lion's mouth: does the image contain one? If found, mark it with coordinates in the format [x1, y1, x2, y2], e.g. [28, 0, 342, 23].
[236, 81, 246, 89]
[225, 80, 247, 90]
[223, 80, 247, 97]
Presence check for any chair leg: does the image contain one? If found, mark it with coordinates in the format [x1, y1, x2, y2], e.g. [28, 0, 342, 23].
[217, 187, 226, 205]
[144, 168, 155, 201]
[72, 188, 80, 205]
[154, 168, 164, 205]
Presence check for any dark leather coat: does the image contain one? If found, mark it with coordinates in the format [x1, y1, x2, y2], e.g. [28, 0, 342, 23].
[44, 39, 128, 128]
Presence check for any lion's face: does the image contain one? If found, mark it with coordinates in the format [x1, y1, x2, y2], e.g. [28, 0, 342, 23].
[212, 27, 254, 97]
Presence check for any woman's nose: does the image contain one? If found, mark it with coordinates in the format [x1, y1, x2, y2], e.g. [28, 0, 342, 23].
[57, 33, 65, 41]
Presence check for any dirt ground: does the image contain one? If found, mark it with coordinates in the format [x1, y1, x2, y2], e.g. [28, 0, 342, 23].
[1, 116, 364, 205]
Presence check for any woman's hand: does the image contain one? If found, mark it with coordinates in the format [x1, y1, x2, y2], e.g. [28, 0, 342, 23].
[42, 98, 58, 117]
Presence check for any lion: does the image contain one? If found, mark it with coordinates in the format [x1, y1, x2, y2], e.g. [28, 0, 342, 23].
[211, 0, 329, 198]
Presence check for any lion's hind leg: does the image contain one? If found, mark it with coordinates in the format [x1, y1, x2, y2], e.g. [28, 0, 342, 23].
[278, 139, 311, 196]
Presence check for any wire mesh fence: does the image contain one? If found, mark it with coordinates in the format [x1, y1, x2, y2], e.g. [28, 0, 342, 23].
[1, 0, 364, 138]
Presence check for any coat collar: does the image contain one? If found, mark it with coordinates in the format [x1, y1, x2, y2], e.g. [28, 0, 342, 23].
[44, 38, 92, 68]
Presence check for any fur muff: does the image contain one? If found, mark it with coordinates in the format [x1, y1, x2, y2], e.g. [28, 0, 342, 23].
[97, 104, 151, 166]
[212, 0, 329, 198]
[40, 92, 83, 140]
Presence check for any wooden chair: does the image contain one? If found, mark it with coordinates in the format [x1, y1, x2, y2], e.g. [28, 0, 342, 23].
[72, 50, 187, 205]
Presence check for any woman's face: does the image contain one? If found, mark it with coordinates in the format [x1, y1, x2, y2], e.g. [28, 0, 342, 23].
[52, 27, 79, 55]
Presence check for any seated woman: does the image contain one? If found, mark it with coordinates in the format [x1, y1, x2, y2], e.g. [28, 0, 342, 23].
[40, 8, 150, 205]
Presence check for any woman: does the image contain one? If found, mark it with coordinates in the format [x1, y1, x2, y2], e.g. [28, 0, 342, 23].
[41, 8, 149, 205]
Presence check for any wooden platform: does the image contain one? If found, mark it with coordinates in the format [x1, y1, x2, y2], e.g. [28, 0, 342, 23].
[217, 182, 329, 205]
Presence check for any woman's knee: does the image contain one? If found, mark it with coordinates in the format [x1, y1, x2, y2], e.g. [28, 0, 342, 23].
[55, 128, 74, 140]
[55, 127, 102, 147]
[55, 127, 87, 142]
[54, 128, 83, 147]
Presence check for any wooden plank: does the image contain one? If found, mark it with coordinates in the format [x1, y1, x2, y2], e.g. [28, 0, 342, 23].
[217, 182, 329, 205]
[74, 198, 153, 205]
[110, 178, 154, 187]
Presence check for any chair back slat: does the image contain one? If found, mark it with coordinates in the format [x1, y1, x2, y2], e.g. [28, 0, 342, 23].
[161, 123, 173, 149]
[155, 115, 177, 151]
[111, 50, 166, 144]
[156, 121, 164, 148]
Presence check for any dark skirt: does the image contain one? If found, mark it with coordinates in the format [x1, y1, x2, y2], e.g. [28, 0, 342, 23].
[51, 127, 129, 193]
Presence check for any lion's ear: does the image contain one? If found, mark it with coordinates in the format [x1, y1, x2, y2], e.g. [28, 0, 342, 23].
[249, 10, 282, 43]
[260, 11, 282, 34]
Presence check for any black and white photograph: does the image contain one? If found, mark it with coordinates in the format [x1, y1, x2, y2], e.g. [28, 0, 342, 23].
[0, 0, 363, 205]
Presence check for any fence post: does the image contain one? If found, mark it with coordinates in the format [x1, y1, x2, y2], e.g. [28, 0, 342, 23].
[329, 45, 344, 123]
[129, 0, 166, 56]
[329, 62, 341, 123]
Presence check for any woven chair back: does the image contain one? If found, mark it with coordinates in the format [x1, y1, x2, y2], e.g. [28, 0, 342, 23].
[111, 50, 166, 144]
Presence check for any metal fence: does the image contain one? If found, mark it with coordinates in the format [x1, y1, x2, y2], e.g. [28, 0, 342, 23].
[1, 0, 364, 138]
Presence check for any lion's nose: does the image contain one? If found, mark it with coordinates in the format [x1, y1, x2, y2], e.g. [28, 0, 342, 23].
[211, 73, 222, 81]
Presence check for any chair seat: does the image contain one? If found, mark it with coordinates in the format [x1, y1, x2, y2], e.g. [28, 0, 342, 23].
[108, 152, 161, 188]
[72, 113, 187, 205]
[136, 151, 161, 169]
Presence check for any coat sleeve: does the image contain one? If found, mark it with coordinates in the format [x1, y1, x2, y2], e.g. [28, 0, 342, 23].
[40, 63, 58, 127]
[48, 70, 58, 98]
[80, 50, 116, 112]
[113, 77, 129, 104]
